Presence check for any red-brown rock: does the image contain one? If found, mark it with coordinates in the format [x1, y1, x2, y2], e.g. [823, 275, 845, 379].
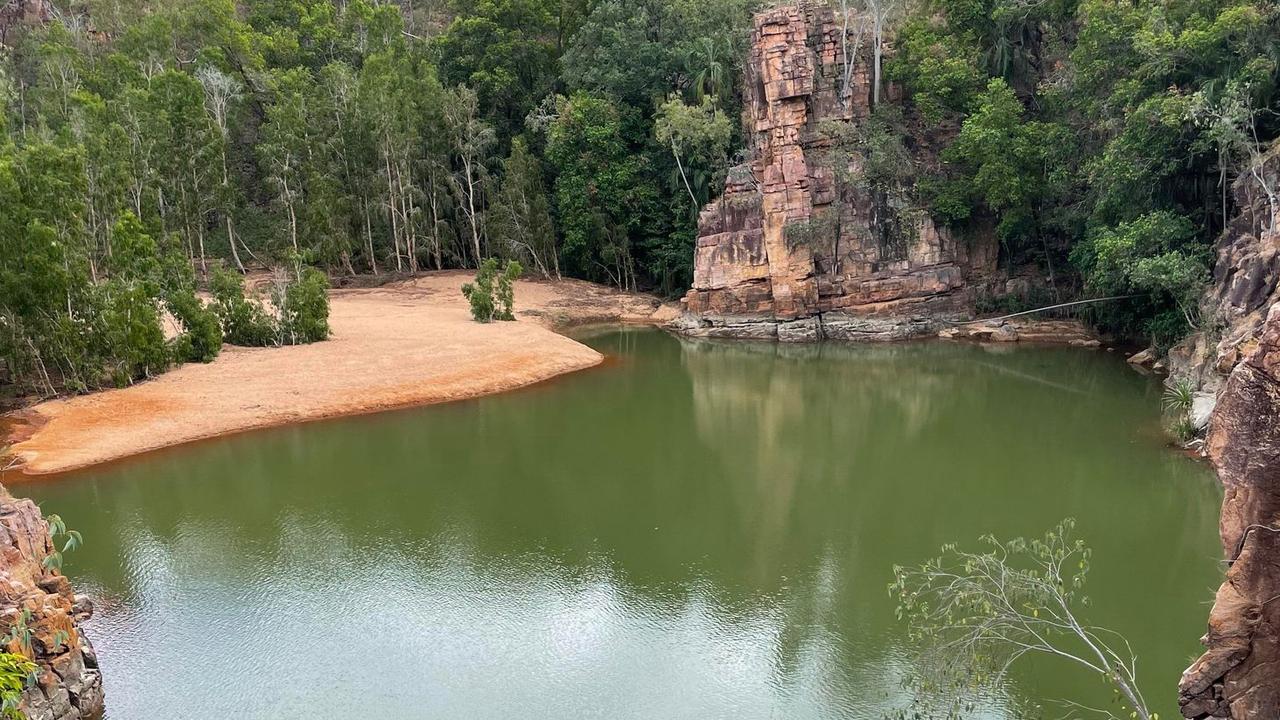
[676, 3, 984, 341]
[0, 487, 103, 720]
[1179, 302, 1280, 719]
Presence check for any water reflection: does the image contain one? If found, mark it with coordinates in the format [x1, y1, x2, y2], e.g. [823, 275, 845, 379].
[24, 330, 1220, 719]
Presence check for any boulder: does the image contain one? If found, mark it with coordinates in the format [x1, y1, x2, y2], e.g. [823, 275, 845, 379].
[991, 325, 1019, 343]
[1191, 392, 1217, 431]
[1127, 348, 1157, 366]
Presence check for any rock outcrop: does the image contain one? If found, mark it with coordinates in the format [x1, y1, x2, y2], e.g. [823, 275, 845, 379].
[0, 0, 51, 45]
[1177, 145, 1280, 719]
[0, 488, 102, 720]
[673, 3, 992, 342]
[1179, 303, 1280, 718]
[1170, 144, 1280, 397]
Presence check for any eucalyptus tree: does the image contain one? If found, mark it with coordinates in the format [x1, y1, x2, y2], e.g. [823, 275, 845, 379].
[63, 93, 129, 280]
[317, 61, 378, 273]
[490, 138, 558, 278]
[360, 50, 425, 272]
[196, 66, 246, 273]
[259, 68, 311, 255]
[443, 84, 496, 267]
[148, 69, 221, 274]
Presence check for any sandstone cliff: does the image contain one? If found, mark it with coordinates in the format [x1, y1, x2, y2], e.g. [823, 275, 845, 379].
[1177, 145, 1280, 719]
[0, 488, 102, 720]
[0, 0, 51, 45]
[673, 3, 996, 342]
[1170, 144, 1280, 400]
[1179, 303, 1280, 719]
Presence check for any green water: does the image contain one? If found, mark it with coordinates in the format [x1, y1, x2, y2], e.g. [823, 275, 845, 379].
[22, 329, 1222, 720]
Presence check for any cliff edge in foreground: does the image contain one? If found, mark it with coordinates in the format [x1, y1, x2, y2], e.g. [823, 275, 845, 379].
[0, 488, 102, 720]
[1179, 303, 1280, 718]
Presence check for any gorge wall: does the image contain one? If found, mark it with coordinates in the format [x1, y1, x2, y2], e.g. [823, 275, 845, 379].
[672, 3, 997, 342]
[1177, 146, 1280, 719]
[1179, 303, 1280, 719]
[0, 488, 103, 720]
[1171, 146, 1280, 401]
[0, 0, 51, 45]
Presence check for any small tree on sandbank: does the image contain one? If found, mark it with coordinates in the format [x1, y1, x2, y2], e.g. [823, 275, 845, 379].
[463, 259, 523, 323]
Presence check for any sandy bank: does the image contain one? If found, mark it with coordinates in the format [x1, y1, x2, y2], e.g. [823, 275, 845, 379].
[2, 272, 677, 477]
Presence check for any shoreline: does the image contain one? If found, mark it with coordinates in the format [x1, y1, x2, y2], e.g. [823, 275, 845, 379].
[1, 272, 678, 480]
[2, 352, 618, 483]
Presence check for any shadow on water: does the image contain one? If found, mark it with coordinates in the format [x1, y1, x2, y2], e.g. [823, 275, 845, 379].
[26, 329, 1221, 720]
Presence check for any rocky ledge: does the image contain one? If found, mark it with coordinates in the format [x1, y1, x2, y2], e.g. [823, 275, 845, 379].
[0, 488, 103, 720]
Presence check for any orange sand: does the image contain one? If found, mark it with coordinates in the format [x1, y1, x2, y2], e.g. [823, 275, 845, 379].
[2, 272, 677, 477]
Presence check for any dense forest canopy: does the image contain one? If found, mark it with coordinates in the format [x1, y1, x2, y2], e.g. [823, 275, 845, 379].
[0, 0, 1276, 395]
[0, 0, 755, 394]
[889, 0, 1279, 345]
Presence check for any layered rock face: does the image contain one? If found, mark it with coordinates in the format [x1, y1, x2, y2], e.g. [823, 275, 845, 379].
[1179, 303, 1280, 718]
[0, 489, 103, 720]
[1171, 146, 1280, 394]
[1178, 146, 1280, 719]
[674, 3, 984, 342]
[0, 0, 52, 45]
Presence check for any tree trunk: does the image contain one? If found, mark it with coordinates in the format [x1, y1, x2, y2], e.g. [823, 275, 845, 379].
[363, 201, 379, 275]
[428, 179, 443, 271]
[222, 153, 245, 273]
[872, 17, 883, 106]
[384, 150, 403, 272]
[463, 155, 482, 265]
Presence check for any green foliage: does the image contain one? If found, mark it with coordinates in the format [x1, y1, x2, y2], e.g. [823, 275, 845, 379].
[208, 264, 330, 347]
[0, 652, 36, 720]
[545, 92, 658, 290]
[654, 95, 734, 210]
[887, 18, 985, 122]
[941, 79, 1075, 246]
[896, 0, 1279, 346]
[209, 270, 279, 347]
[462, 261, 498, 323]
[97, 280, 170, 387]
[166, 292, 223, 364]
[462, 258, 523, 322]
[276, 266, 331, 345]
[1070, 211, 1210, 343]
[1163, 377, 1200, 443]
[0, 611, 33, 663]
[489, 139, 558, 277]
[434, 0, 560, 141]
[1169, 414, 1199, 444]
[496, 260, 523, 321]
[1164, 377, 1196, 413]
[891, 519, 1154, 720]
[41, 513, 82, 574]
